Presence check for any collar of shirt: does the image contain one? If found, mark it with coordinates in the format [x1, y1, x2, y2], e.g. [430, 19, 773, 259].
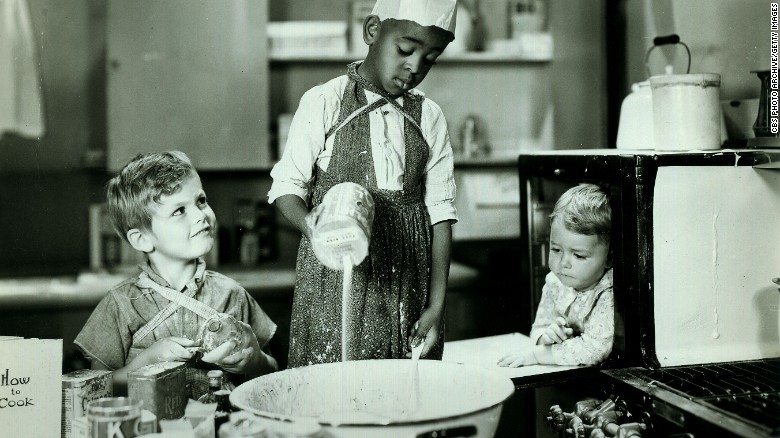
[136, 257, 207, 296]
[550, 268, 613, 295]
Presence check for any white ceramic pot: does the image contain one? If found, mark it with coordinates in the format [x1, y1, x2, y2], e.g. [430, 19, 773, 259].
[230, 359, 515, 438]
[649, 73, 722, 151]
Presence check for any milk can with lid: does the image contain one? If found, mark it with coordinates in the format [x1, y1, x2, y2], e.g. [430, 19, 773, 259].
[618, 34, 724, 151]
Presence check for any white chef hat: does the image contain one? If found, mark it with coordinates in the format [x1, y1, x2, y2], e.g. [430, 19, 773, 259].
[371, 0, 457, 34]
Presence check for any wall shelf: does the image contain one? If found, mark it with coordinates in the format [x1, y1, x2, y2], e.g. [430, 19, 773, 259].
[269, 50, 552, 64]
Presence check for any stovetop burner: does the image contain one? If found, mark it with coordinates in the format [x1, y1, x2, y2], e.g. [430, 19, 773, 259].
[629, 358, 780, 436]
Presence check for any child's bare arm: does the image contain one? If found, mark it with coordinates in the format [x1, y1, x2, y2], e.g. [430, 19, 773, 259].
[498, 344, 556, 367]
[92, 336, 196, 394]
[274, 194, 312, 238]
[409, 220, 452, 357]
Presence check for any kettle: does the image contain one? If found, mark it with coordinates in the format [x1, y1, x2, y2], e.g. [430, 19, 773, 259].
[616, 80, 653, 149]
[617, 34, 727, 150]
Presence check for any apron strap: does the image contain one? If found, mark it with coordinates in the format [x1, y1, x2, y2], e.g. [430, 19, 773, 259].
[132, 273, 220, 344]
[325, 96, 426, 141]
[325, 99, 386, 140]
[133, 302, 180, 344]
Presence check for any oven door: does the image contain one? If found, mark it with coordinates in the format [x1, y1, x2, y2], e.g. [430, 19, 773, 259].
[518, 150, 639, 367]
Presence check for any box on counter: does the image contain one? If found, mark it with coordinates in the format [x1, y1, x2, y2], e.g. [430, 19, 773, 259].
[62, 369, 113, 438]
[71, 416, 88, 438]
[128, 361, 188, 421]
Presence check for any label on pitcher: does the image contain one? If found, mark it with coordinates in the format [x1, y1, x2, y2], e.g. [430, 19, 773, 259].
[312, 182, 375, 269]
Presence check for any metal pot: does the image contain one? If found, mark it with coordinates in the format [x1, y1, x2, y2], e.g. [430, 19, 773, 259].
[230, 359, 515, 438]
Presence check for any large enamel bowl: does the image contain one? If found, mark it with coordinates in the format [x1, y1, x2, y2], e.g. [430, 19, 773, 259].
[230, 359, 515, 438]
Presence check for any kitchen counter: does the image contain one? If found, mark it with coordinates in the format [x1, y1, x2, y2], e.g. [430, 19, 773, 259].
[0, 262, 481, 310]
[0, 262, 484, 373]
[443, 333, 598, 389]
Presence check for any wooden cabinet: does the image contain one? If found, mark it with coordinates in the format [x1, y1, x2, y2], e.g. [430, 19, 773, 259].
[106, 0, 270, 171]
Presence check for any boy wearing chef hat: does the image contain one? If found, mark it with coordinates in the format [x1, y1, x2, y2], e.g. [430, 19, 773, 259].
[269, 0, 459, 367]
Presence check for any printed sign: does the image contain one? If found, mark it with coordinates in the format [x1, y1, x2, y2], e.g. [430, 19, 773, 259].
[0, 337, 63, 437]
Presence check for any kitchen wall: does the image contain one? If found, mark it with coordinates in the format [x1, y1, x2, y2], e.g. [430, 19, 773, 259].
[0, 0, 610, 276]
[3, 0, 767, 276]
[623, 0, 769, 107]
[0, 0, 105, 275]
[269, 0, 608, 154]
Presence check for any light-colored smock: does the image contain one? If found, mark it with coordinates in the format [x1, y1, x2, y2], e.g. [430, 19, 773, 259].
[530, 269, 614, 366]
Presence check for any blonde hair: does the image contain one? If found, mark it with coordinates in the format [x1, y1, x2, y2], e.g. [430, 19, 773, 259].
[106, 151, 196, 241]
[550, 183, 611, 246]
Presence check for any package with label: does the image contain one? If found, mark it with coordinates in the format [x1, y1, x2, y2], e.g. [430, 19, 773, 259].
[128, 361, 188, 421]
[61, 369, 113, 438]
[71, 416, 88, 438]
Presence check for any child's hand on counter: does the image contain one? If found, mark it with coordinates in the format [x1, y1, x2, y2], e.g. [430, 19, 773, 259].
[539, 316, 574, 345]
[497, 349, 539, 367]
[145, 336, 198, 364]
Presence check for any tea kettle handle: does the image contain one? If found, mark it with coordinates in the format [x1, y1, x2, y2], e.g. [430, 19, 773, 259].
[652, 34, 680, 46]
[645, 33, 691, 77]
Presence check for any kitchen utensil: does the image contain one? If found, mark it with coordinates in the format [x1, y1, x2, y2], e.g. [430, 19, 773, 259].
[230, 359, 515, 438]
[644, 35, 722, 150]
[617, 34, 686, 150]
[650, 73, 722, 151]
[616, 80, 653, 149]
[751, 69, 780, 139]
[618, 34, 724, 151]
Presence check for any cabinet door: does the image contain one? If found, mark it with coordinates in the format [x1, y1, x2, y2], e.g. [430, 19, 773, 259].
[107, 0, 268, 171]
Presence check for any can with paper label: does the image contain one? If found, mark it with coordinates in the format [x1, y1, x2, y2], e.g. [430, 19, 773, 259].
[309, 182, 375, 270]
[87, 397, 142, 438]
[128, 361, 187, 421]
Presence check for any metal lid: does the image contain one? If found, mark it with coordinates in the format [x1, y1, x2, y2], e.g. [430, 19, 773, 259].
[648, 73, 721, 88]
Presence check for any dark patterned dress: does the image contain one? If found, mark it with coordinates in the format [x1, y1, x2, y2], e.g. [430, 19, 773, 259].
[287, 63, 444, 367]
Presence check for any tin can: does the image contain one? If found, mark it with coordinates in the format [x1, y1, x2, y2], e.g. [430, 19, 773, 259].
[128, 361, 188, 421]
[62, 369, 113, 438]
[310, 182, 375, 270]
[87, 397, 142, 438]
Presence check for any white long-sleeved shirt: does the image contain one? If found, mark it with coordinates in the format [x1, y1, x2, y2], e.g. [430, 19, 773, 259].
[530, 269, 614, 366]
[268, 74, 457, 225]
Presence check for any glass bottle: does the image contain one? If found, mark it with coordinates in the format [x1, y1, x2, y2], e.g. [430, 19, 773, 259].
[197, 369, 224, 404]
[214, 389, 233, 432]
